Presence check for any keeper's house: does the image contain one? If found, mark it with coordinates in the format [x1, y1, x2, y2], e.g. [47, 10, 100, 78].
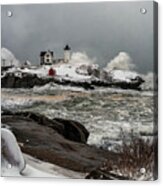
[40, 45, 71, 65]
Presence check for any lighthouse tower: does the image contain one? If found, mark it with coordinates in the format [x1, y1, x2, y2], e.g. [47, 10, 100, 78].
[64, 44, 71, 63]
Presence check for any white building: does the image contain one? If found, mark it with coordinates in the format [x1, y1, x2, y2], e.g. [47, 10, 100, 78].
[40, 45, 71, 65]
[40, 50, 54, 65]
[64, 45, 71, 63]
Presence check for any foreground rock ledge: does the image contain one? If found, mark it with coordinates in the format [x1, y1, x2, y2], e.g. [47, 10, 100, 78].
[1, 111, 118, 173]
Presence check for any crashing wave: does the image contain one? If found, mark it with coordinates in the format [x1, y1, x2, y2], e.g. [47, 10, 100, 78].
[140, 72, 157, 91]
[1, 48, 20, 67]
[1, 97, 46, 112]
[33, 82, 85, 94]
[106, 52, 135, 71]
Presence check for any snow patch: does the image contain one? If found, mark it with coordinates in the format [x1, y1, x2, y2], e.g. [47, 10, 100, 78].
[1, 128, 25, 176]
[1, 128, 80, 178]
[53, 63, 92, 81]
[108, 70, 138, 83]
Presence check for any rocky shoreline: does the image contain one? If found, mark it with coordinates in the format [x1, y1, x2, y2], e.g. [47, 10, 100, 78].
[1, 73, 144, 90]
[2, 111, 118, 173]
[1, 111, 157, 180]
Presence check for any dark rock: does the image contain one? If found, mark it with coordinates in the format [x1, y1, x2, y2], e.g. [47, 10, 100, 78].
[1, 112, 118, 172]
[1, 73, 94, 90]
[2, 112, 89, 144]
[85, 169, 129, 180]
[53, 118, 89, 143]
[1, 72, 144, 90]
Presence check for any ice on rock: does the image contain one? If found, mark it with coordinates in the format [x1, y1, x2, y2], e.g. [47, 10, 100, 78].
[1, 128, 69, 177]
[1, 128, 25, 176]
[108, 70, 139, 83]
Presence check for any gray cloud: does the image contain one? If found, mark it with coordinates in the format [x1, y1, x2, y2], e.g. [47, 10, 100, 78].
[1, 1, 154, 73]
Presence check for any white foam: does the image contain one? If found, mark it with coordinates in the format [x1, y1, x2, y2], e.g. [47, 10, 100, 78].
[1, 48, 20, 67]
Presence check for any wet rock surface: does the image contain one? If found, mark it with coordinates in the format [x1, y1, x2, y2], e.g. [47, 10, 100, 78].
[1, 112, 118, 173]
[1, 73, 144, 90]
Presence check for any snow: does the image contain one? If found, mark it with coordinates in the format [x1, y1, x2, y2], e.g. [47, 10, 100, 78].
[1, 48, 20, 67]
[1, 128, 25, 176]
[22, 154, 85, 178]
[5, 63, 92, 81]
[2, 48, 144, 86]
[5, 64, 140, 84]
[2, 50, 94, 81]
[54, 63, 91, 81]
[1, 128, 85, 178]
[108, 70, 138, 83]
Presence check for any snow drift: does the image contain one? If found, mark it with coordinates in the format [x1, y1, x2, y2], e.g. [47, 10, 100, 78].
[1, 128, 25, 176]
[108, 70, 139, 83]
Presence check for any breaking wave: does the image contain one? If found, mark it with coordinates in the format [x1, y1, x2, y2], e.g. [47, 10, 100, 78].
[1, 48, 20, 67]
[69, 52, 96, 66]
[140, 72, 157, 91]
[106, 52, 135, 71]
[33, 82, 85, 94]
[1, 97, 47, 112]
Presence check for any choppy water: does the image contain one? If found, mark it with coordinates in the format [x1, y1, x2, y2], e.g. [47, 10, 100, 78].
[1, 84, 156, 150]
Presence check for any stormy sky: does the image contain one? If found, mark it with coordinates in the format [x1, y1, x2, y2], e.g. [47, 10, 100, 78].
[1, 1, 155, 73]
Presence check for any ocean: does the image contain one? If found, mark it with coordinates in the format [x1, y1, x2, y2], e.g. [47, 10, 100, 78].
[1, 83, 156, 151]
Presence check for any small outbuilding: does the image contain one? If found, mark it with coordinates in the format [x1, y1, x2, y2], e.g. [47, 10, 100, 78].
[48, 67, 56, 76]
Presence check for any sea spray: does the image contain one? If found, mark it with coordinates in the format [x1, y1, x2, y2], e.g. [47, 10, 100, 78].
[106, 52, 135, 71]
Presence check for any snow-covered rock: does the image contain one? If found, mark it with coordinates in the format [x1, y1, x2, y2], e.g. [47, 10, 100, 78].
[52, 63, 92, 81]
[1, 128, 25, 176]
[1, 48, 145, 90]
[1, 48, 20, 67]
[107, 70, 139, 83]
[1, 128, 71, 178]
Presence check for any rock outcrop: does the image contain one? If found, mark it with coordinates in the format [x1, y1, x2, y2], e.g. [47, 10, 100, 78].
[1, 112, 118, 173]
[1, 73, 94, 90]
[1, 72, 144, 90]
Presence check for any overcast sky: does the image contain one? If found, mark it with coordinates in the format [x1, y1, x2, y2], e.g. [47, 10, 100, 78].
[1, 1, 155, 73]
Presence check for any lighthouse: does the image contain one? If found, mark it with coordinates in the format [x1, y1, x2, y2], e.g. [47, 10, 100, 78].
[64, 44, 71, 63]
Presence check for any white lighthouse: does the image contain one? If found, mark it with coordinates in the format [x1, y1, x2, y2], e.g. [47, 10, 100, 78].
[64, 44, 71, 63]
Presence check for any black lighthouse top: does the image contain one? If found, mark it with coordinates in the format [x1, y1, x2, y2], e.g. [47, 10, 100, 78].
[64, 45, 71, 50]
